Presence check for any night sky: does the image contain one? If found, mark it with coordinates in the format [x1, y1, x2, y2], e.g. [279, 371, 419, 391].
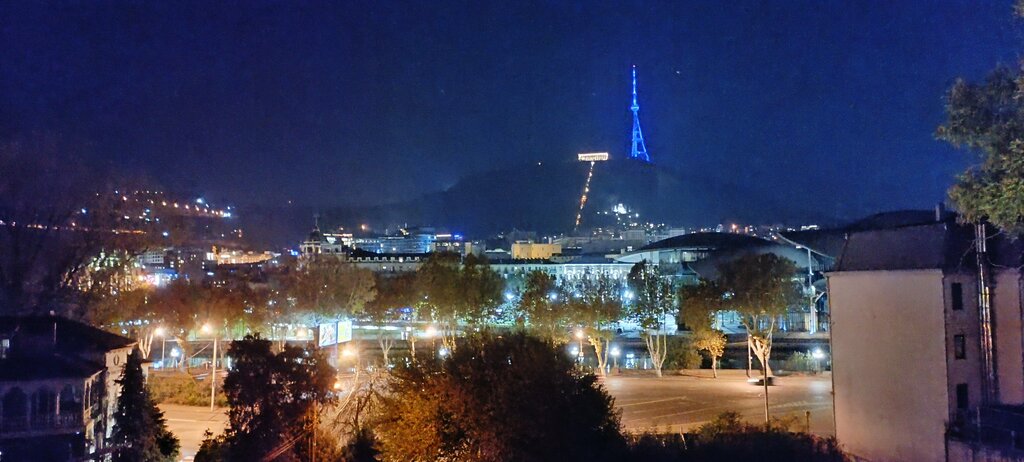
[2, 1, 1021, 212]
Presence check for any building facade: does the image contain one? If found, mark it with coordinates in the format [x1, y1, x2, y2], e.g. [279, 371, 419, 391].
[828, 220, 1024, 461]
[0, 316, 137, 461]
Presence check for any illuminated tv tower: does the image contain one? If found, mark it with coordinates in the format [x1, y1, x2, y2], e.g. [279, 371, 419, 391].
[629, 65, 651, 163]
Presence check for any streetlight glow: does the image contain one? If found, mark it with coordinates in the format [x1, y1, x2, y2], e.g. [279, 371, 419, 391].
[424, 326, 438, 338]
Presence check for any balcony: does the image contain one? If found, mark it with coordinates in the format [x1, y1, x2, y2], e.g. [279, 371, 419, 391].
[0, 411, 84, 437]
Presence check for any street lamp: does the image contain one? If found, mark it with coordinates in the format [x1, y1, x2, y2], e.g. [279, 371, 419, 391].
[154, 327, 167, 368]
[575, 329, 585, 364]
[200, 323, 219, 410]
[812, 348, 825, 373]
[610, 346, 621, 372]
[170, 348, 181, 369]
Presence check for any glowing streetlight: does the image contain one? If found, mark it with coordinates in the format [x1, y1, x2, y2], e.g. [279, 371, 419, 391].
[199, 322, 219, 410]
[424, 326, 438, 338]
[438, 347, 450, 358]
[575, 329, 586, 363]
[610, 346, 621, 371]
[154, 327, 167, 368]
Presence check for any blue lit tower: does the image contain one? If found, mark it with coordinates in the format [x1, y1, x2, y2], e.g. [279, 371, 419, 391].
[629, 65, 651, 162]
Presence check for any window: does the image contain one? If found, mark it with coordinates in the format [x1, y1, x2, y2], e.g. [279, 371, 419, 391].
[952, 283, 964, 311]
[954, 335, 966, 360]
[956, 383, 969, 410]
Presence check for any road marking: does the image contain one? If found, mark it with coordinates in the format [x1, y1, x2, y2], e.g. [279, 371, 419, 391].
[616, 397, 687, 407]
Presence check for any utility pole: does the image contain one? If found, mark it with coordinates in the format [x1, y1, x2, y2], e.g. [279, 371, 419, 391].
[210, 334, 218, 411]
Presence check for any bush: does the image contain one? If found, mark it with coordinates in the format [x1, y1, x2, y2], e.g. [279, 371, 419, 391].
[782, 352, 817, 372]
[148, 372, 227, 407]
[625, 412, 849, 462]
[664, 337, 702, 370]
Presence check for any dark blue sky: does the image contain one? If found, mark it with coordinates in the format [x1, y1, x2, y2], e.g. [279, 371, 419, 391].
[1, 1, 1021, 212]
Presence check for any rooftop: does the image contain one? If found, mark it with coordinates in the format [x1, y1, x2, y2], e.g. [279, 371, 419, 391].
[639, 232, 771, 252]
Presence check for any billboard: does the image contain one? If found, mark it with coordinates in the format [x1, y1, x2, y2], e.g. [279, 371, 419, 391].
[318, 320, 354, 347]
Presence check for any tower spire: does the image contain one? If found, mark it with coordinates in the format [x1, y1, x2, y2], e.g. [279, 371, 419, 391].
[629, 65, 651, 162]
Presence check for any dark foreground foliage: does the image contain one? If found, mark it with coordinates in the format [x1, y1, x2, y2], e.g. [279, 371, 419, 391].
[375, 331, 626, 462]
[110, 349, 179, 462]
[195, 334, 335, 462]
[627, 412, 849, 462]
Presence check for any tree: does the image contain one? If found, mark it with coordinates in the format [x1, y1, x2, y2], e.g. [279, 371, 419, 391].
[938, 63, 1024, 235]
[0, 138, 165, 315]
[717, 253, 799, 380]
[627, 261, 676, 378]
[365, 273, 418, 366]
[565, 274, 624, 376]
[416, 253, 502, 352]
[195, 334, 336, 461]
[288, 257, 377, 325]
[516, 270, 567, 341]
[376, 333, 625, 462]
[691, 329, 727, 378]
[679, 280, 729, 378]
[110, 349, 180, 462]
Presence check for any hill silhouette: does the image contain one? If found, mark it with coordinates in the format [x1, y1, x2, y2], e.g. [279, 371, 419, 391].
[304, 159, 832, 237]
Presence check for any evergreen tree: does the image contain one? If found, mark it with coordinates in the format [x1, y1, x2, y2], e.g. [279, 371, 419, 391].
[110, 348, 180, 462]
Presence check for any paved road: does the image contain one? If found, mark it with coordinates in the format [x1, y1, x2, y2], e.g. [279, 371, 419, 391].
[159, 404, 228, 461]
[162, 370, 833, 460]
[602, 370, 834, 435]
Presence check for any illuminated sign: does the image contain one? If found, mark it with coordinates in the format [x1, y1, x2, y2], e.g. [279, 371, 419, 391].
[577, 152, 609, 162]
[318, 323, 338, 347]
[338, 320, 353, 343]
[318, 320, 354, 347]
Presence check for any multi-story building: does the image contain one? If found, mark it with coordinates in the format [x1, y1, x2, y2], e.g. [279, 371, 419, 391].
[827, 217, 1024, 461]
[510, 241, 562, 260]
[0, 316, 136, 461]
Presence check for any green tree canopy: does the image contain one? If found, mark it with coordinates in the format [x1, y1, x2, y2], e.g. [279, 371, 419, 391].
[627, 261, 676, 377]
[938, 52, 1024, 234]
[415, 252, 502, 351]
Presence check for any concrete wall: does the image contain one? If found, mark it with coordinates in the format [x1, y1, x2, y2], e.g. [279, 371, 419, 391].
[828, 270, 950, 462]
[994, 271, 1024, 405]
[945, 273, 983, 418]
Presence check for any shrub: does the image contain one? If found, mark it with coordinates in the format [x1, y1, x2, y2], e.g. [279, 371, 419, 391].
[664, 336, 702, 370]
[625, 412, 849, 462]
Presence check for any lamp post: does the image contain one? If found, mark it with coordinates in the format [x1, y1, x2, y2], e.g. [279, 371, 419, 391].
[575, 329, 585, 365]
[154, 327, 167, 369]
[170, 348, 181, 369]
[812, 348, 825, 374]
[201, 323, 219, 411]
[610, 346, 621, 373]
